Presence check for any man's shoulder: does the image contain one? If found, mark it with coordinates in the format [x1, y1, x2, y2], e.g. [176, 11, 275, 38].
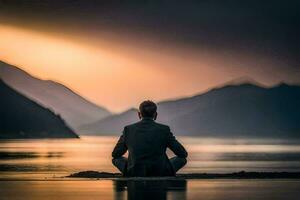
[153, 121, 170, 130]
[123, 121, 143, 129]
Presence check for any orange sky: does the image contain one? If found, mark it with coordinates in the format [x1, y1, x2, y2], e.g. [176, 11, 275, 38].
[0, 24, 296, 112]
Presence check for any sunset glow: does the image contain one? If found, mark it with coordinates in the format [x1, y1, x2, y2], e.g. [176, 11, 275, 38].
[0, 24, 298, 112]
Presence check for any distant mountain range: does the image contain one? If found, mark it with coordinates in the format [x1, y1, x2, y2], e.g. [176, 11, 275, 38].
[0, 79, 78, 139]
[1, 60, 299, 138]
[79, 83, 300, 138]
[0, 61, 111, 130]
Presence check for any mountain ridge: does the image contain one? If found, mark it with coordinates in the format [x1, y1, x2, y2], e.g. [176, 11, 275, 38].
[79, 82, 300, 138]
[0, 60, 111, 129]
[0, 79, 79, 139]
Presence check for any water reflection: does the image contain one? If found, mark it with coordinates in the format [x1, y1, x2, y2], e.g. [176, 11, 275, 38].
[113, 180, 187, 200]
[0, 151, 64, 160]
[1, 136, 300, 179]
[0, 180, 300, 200]
[0, 164, 64, 172]
[0, 152, 39, 160]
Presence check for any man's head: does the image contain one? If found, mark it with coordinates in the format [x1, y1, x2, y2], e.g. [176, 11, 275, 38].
[138, 100, 157, 120]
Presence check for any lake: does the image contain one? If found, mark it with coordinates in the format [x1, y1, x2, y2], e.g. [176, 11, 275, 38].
[1, 136, 300, 200]
[1, 179, 300, 200]
[1, 136, 300, 180]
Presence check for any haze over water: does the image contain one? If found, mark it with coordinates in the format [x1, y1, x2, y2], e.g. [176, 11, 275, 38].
[1, 136, 300, 180]
[1, 136, 300, 200]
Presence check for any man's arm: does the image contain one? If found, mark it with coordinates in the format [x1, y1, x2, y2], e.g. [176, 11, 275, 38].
[166, 127, 188, 158]
[112, 128, 128, 158]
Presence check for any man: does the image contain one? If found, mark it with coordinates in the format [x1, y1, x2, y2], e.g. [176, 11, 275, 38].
[112, 100, 188, 177]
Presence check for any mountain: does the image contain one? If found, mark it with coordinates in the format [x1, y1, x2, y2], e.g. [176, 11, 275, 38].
[0, 61, 111, 130]
[79, 82, 300, 138]
[80, 108, 138, 134]
[0, 79, 78, 139]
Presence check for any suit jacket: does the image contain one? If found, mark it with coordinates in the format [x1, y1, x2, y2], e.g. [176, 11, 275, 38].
[112, 118, 188, 176]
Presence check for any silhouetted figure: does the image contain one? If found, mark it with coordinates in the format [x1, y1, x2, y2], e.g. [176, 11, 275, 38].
[112, 100, 188, 177]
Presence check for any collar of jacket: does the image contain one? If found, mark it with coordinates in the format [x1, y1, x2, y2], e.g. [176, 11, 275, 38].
[141, 117, 154, 121]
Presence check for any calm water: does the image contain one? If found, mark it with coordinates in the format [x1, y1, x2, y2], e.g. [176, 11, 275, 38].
[1, 136, 300, 179]
[1, 180, 300, 200]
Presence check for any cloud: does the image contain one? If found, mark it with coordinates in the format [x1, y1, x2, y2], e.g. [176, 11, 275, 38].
[0, 1, 299, 111]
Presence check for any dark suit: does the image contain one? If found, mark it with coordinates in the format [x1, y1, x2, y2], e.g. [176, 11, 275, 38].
[112, 118, 188, 177]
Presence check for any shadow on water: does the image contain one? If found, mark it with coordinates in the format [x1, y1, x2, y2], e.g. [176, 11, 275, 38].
[0, 151, 64, 160]
[0, 151, 65, 172]
[0, 152, 40, 160]
[113, 179, 187, 200]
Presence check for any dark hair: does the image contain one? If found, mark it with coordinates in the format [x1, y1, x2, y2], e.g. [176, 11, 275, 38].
[139, 100, 157, 118]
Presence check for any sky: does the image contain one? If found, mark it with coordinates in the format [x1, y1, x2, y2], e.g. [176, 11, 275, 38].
[0, 0, 299, 112]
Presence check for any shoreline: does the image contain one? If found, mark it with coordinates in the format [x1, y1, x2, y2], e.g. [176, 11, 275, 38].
[66, 171, 300, 180]
[1, 171, 300, 181]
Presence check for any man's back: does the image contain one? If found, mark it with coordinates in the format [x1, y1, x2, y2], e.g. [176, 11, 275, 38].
[112, 118, 187, 177]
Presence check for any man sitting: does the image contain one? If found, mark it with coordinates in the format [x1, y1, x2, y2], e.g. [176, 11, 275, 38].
[112, 100, 188, 177]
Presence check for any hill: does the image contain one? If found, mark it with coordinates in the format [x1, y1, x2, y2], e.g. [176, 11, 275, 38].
[79, 83, 300, 138]
[0, 61, 111, 130]
[0, 79, 78, 139]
